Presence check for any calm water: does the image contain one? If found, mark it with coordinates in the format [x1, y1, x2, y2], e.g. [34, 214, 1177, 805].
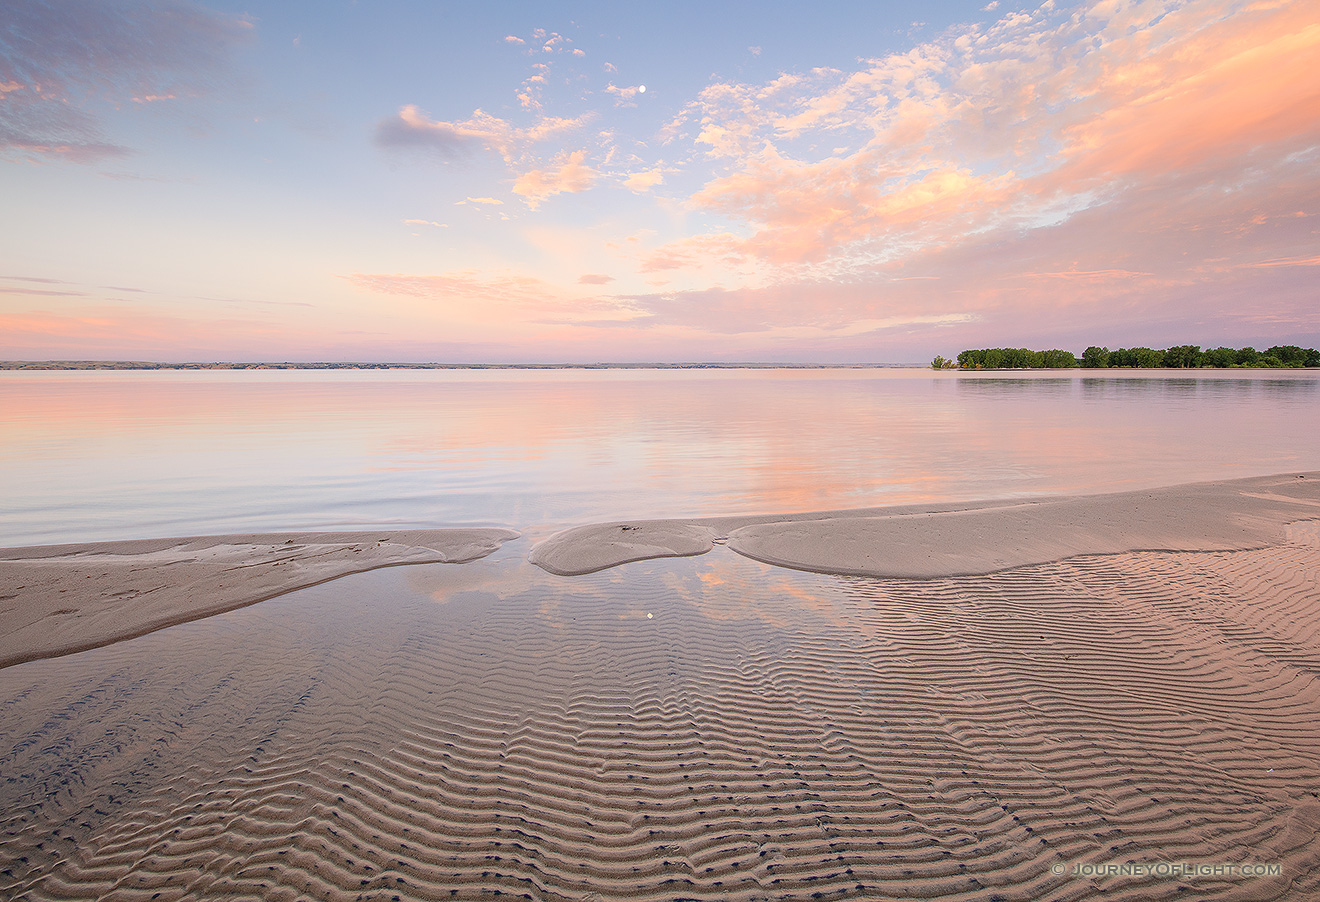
[1, 368, 1318, 547]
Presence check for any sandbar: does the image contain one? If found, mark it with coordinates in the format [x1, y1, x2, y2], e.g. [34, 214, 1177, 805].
[0, 528, 518, 668]
[529, 471, 1320, 576]
[4, 473, 1318, 669]
[5, 476, 1320, 899]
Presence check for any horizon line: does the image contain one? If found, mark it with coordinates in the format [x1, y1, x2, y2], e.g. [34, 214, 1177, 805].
[0, 360, 929, 370]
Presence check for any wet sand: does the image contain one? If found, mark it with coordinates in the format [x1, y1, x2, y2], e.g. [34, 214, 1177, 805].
[529, 472, 1320, 577]
[0, 529, 519, 668]
[2, 473, 1320, 900]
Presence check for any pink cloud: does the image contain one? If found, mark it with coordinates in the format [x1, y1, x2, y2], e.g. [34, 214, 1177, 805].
[375, 105, 590, 164]
[0, 285, 87, 297]
[1055, 2, 1320, 184]
[643, 0, 1320, 315]
[1240, 255, 1320, 270]
[504, 29, 577, 57]
[622, 166, 666, 192]
[342, 270, 644, 331]
[605, 83, 644, 105]
[511, 150, 597, 208]
[0, 304, 319, 361]
[639, 234, 743, 274]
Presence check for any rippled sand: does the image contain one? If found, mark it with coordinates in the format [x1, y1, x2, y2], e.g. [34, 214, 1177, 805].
[3, 476, 1320, 900]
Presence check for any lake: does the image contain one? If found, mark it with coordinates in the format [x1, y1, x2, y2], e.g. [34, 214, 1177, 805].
[2, 367, 1318, 547]
[5, 367, 1320, 900]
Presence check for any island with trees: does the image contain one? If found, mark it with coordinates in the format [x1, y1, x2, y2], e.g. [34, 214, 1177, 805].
[937, 345, 1320, 370]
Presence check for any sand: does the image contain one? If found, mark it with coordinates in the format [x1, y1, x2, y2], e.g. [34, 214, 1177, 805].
[3, 473, 1320, 900]
[529, 471, 1320, 576]
[0, 528, 518, 668]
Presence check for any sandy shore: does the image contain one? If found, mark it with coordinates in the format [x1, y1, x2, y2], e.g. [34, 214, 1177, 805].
[3, 474, 1320, 900]
[3, 473, 1316, 669]
[0, 528, 518, 668]
[529, 471, 1320, 576]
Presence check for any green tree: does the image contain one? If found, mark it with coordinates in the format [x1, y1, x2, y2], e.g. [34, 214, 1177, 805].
[1110, 347, 1162, 367]
[1162, 345, 1202, 368]
[1081, 346, 1110, 368]
[1234, 347, 1260, 366]
[1265, 345, 1308, 367]
[1134, 347, 1164, 367]
[957, 342, 1315, 369]
[998, 348, 1036, 368]
[931, 355, 956, 369]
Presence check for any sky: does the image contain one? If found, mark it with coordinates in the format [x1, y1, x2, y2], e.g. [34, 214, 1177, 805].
[2, 0, 1318, 363]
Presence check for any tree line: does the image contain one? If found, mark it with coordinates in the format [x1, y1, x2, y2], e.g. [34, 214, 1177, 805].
[938, 344, 1319, 370]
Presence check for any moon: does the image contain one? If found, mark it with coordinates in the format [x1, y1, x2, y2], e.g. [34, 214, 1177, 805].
[638, 84, 646, 93]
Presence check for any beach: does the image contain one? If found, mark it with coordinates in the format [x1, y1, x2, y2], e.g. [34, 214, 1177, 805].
[0, 528, 520, 668]
[3, 472, 1320, 900]
[6, 0, 1318, 891]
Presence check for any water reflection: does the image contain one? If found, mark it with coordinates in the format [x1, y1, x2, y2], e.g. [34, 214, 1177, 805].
[1080, 376, 1318, 401]
[1, 368, 1318, 546]
[3, 527, 1314, 900]
[955, 377, 1075, 396]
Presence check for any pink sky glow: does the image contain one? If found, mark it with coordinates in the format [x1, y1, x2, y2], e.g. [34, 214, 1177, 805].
[1, 0, 1317, 362]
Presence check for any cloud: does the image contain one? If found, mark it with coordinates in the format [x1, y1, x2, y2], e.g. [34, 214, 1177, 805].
[639, 233, 744, 274]
[623, 167, 666, 192]
[1053, 7, 1320, 184]
[0, 285, 88, 297]
[1238, 255, 1320, 270]
[1022, 268, 1155, 281]
[605, 83, 644, 105]
[692, 149, 1014, 264]
[374, 105, 495, 159]
[0, 102, 130, 163]
[577, 274, 615, 285]
[375, 104, 591, 165]
[341, 269, 646, 331]
[647, 0, 1320, 286]
[0, 304, 327, 360]
[511, 150, 597, 208]
[0, 0, 252, 163]
[0, 275, 73, 284]
[612, 282, 977, 338]
[504, 29, 579, 57]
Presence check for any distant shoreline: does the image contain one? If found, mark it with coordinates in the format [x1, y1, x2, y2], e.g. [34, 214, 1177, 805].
[0, 360, 925, 371]
[5, 360, 1318, 372]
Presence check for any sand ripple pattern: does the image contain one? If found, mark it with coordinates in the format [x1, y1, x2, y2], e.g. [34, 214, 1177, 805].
[3, 534, 1320, 900]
